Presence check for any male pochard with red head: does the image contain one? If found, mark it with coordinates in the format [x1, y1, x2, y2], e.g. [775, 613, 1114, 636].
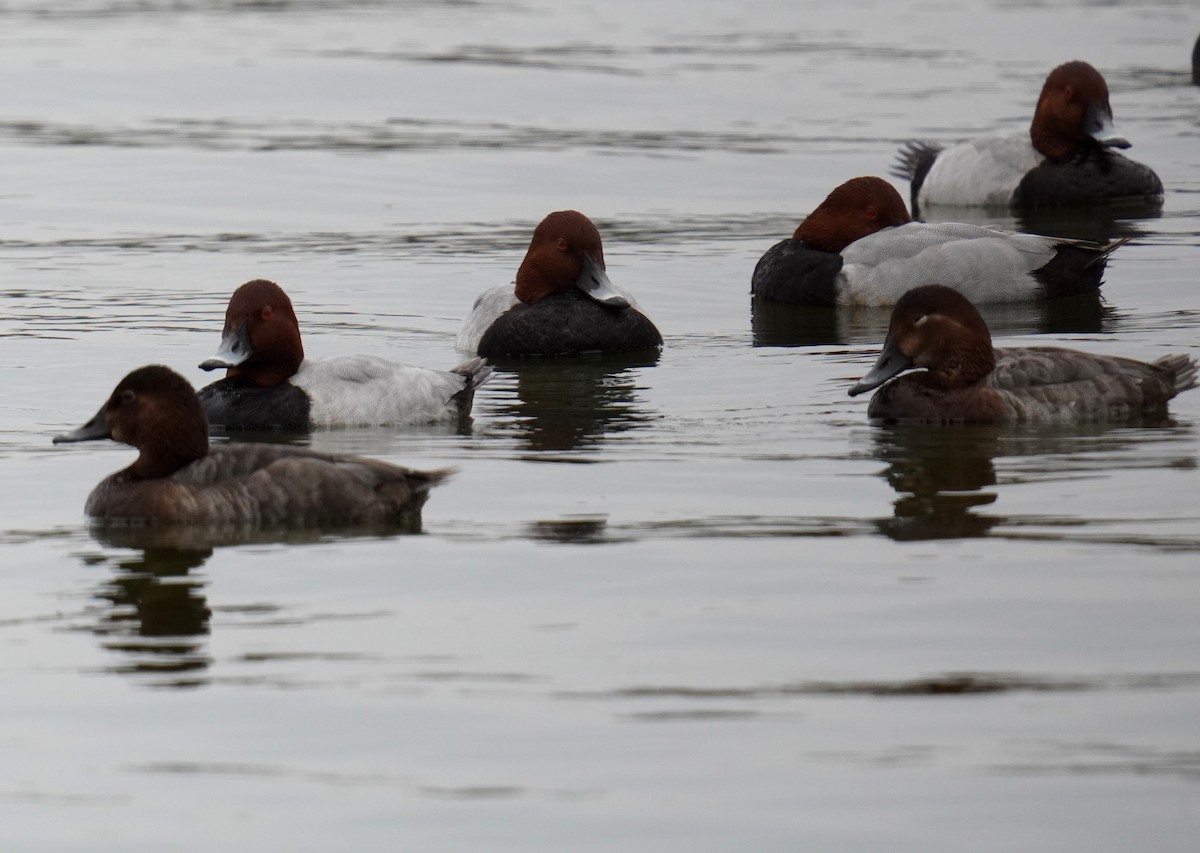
[849, 285, 1197, 423]
[751, 177, 1125, 307]
[53, 365, 450, 526]
[198, 279, 491, 431]
[456, 210, 662, 357]
[893, 61, 1162, 212]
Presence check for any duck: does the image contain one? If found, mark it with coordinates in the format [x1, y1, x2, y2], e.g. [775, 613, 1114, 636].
[53, 365, 451, 525]
[848, 284, 1197, 423]
[197, 279, 492, 431]
[751, 177, 1124, 307]
[892, 60, 1162, 212]
[455, 210, 662, 357]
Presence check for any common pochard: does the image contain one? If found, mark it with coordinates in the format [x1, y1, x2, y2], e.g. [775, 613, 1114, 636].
[456, 210, 662, 357]
[54, 366, 450, 525]
[751, 177, 1125, 307]
[849, 285, 1197, 423]
[198, 279, 491, 430]
[892, 61, 1162, 211]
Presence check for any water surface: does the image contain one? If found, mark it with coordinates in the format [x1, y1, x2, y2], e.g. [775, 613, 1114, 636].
[2, 1, 1199, 850]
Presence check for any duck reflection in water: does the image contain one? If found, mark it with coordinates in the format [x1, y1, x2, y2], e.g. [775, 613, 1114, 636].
[752, 291, 1110, 349]
[86, 524, 416, 687]
[871, 425, 1004, 541]
[88, 533, 214, 686]
[488, 352, 660, 452]
[870, 420, 1190, 542]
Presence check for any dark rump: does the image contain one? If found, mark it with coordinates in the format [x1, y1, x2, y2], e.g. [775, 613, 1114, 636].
[1032, 239, 1124, 299]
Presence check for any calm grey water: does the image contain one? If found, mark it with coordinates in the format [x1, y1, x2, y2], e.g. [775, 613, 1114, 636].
[2, 1, 1199, 850]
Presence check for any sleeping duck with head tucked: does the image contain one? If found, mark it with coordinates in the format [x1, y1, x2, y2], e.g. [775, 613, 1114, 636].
[456, 210, 662, 357]
[751, 177, 1125, 307]
[849, 285, 1197, 424]
[54, 365, 450, 526]
[892, 60, 1162, 213]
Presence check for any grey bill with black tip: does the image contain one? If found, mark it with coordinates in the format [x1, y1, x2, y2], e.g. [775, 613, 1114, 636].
[849, 337, 916, 397]
[199, 319, 254, 371]
[574, 254, 629, 309]
[53, 405, 112, 444]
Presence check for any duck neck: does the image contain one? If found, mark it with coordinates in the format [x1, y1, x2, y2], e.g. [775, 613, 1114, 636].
[126, 421, 209, 481]
[229, 324, 304, 387]
[1030, 118, 1083, 162]
[930, 342, 996, 388]
[514, 262, 557, 305]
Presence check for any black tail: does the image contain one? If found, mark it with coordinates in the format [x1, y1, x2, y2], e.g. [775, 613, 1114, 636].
[891, 140, 942, 216]
[1033, 238, 1128, 299]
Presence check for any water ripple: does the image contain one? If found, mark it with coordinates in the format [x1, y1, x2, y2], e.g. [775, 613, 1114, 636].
[0, 214, 795, 259]
[996, 741, 1200, 781]
[0, 116, 874, 155]
[0, 0, 447, 18]
[323, 29, 962, 74]
[566, 671, 1200, 701]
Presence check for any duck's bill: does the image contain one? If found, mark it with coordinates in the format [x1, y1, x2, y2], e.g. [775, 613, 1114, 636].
[848, 338, 915, 397]
[52, 405, 111, 444]
[199, 320, 253, 371]
[1088, 106, 1130, 150]
[575, 254, 630, 309]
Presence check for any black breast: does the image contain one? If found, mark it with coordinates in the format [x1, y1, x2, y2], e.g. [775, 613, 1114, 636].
[197, 378, 312, 432]
[750, 239, 843, 306]
[477, 291, 663, 357]
[1014, 149, 1163, 207]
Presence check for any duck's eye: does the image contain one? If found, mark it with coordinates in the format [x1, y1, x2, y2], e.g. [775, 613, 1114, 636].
[556, 238, 568, 250]
[120, 389, 136, 404]
[865, 205, 877, 221]
[261, 306, 273, 320]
